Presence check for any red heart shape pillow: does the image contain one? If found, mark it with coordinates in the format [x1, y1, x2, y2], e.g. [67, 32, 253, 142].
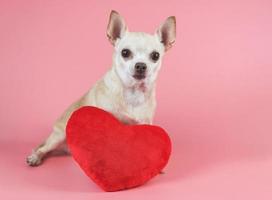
[66, 106, 171, 192]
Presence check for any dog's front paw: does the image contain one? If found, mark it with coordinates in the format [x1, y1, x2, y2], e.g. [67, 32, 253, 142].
[26, 152, 42, 166]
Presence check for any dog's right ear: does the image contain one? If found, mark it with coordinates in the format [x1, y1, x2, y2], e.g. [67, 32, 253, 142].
[107, 10, 127, 45]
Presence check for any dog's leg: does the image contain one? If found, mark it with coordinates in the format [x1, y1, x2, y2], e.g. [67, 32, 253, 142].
[26, 98, 85, 166]
[26, 126, 65, 166]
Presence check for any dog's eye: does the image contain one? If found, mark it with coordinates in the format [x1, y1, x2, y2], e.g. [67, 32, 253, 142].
[121, 49, 131, 58]
[150, 51, 160, 62]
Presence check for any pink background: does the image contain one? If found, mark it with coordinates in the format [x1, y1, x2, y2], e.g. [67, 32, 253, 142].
[1, 0, 272, 199]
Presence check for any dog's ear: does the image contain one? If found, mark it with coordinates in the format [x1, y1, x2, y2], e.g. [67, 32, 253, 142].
[156, 16, 176, 51]
[107, 10, 127, 45]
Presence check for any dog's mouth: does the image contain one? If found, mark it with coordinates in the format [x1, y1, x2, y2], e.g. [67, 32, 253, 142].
[133, 74, 146, 80]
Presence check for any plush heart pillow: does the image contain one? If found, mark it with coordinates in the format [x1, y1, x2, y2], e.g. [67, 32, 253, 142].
[66, 106, 171, 192]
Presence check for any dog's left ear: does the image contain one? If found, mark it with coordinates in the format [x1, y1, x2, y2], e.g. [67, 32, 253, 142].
[156, 16, 176, 51]
[107, 10, 127, 45]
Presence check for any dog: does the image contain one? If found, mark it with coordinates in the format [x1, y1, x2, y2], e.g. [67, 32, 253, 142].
[26, 10, 176, 166]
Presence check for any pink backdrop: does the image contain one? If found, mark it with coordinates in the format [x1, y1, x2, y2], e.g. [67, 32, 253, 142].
[1, 0, 272, 199]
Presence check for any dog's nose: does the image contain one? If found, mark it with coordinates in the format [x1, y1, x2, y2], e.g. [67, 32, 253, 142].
[135, 62, 147, 73]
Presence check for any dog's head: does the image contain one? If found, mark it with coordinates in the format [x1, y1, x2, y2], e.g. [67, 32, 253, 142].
[107, 10, 176, 88]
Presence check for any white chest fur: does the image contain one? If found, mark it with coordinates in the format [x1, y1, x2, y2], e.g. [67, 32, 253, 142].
[123, 86, 146, 107]
[88, 70, 155, 125]
[121, 84, 155, 124]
